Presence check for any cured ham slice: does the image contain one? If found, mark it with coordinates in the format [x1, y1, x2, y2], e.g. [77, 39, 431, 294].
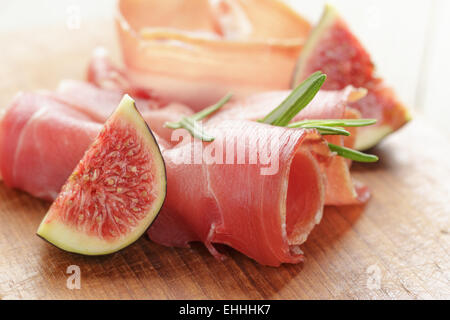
[0, 93, 102, 200]
[52, 80, 159, 121]
[209, 87, 370, 205]
[55, 80, 194, 142]
[116, 0, 310, 109]
[0, 85, 192, 199]
[0, 91, 332, 266]
[150, 120, 331, 266]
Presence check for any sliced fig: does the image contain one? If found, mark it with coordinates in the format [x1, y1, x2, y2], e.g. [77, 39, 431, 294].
[37, 95, 166, 255]
[292, 5, 411, 150]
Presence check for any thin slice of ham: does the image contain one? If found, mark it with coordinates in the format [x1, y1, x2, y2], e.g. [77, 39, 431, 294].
[150, 120, 330, 266]
[0, 93, 102, 200]
[0, 90, 332, 266]
[54, 80, 194, 142]
[0, 86, 192, 199]
[52, 79, 160, 121]
[208, 87, 370, 205]
[116, 0, 310, 109]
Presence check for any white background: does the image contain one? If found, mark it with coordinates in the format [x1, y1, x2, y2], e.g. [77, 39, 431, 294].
[1, 0, 449, 134]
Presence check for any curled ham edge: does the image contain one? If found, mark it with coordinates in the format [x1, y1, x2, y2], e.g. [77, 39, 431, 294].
[207, 85, 370, 206]
[151, 121, 331, 266]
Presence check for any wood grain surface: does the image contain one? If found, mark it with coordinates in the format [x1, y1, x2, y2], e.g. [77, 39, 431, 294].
[0, 20, 449, 300]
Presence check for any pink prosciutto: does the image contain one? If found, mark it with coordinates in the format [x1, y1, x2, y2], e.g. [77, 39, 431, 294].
[0, 83, 191, 200]
[150, 120, 330, 266]
[0, 92, 102, 200]
[53, 80, 194, 142]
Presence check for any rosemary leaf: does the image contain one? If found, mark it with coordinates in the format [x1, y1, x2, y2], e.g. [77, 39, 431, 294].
[289, 119, 377, 128]
[164, 122, 182, 130]
[260, 71, 326, 127]
[180, 118, 215, 142]
[328, 143, 379, 163]
[191, 93, 233, 121]
[304, 126, 351, 136]
[165, 93, 232, 141]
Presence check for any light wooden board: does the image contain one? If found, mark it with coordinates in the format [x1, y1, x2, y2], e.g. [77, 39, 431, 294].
[0, 21, 449, 300]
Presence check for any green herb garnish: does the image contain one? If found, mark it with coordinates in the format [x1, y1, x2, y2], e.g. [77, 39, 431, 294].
[165, 71, 379, 163]
[328, 143, 379, 163]
[260, 72, 378, 163]
[288, 119, 377, 128]
[260, 71, 327, 126]
[165, 93, 232, 142]
[287, 118, 377, 136]
[292, 124, 350, 136]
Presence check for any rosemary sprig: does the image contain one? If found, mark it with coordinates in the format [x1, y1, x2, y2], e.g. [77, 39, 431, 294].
[164, 71, 379, 163]
[328, 143, 379, 163]
[259, 72, 378, 163]
[169, 117, 215, 142]
[293, 124, 350, 136]
[191, 94, 233, 122]
[165, 93, 232, 142]
[288, 118, 378, 136]
[289, 120, 379, 161]
[288, 119, 377, 129]
[260, 71, 327, 126]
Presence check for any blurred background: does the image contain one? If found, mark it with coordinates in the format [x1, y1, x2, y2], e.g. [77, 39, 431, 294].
[1, 0, 449, 134]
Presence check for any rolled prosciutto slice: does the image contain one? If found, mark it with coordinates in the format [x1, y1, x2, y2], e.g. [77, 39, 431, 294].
[208, 87, 370, 205]
[115, 0, 310, 109]
[150, 120, 331, 266]
[0, 91, 331, 266]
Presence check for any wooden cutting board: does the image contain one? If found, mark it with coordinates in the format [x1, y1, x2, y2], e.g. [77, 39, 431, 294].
[0, 20, 449, 300]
